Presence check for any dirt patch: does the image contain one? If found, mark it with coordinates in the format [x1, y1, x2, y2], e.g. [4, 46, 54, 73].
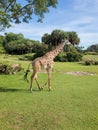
[65, 71, 95, 76]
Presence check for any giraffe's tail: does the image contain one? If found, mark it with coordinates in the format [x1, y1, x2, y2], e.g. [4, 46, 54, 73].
[24, 63, 31, 83]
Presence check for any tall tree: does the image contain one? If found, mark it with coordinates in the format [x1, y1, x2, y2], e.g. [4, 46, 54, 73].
[68, 32, 80, 46]
[87, 44, 98, 52]
[42, 29, 80, 47]
[42, 33, 51, 48]
[51, 29, 66, 46]
[0, 0, 58, 31]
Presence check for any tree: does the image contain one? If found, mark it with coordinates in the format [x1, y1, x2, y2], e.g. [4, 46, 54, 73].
[4, 32, 24, 42]
[0, 0, 58, 31]
[42, 29, 67, 47]
[42, 29, 80, 47]
[42, 33, 51, 49]
[51, 29, 66, 46]
[87, 44, 98, 52]
[68, 32, 80, 46]
[0, 35, 5, 45]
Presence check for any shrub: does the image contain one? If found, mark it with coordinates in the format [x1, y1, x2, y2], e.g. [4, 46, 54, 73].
[0, 63, 10, 74]
[55, 51, 83, 62]
[66, 52, 82, 62]
[84, 59, 98, 65]
[0, 63, 22, 74]
[84, 59, 94, 65]
[54, 53, 67, 62]
[84, 52, 98, 55]
[94, 61, 98, 65]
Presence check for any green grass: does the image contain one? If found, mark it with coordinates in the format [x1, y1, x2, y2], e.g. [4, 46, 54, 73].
[0, 54, 98, 130]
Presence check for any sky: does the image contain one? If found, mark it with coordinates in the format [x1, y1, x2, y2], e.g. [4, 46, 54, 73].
[0, 0, 98, 49]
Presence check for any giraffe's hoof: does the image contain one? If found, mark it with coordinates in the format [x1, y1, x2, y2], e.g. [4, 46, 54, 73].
[49, 88, 51, 91]
[41, 87, 43, 90]
[30, 90, 33, 93]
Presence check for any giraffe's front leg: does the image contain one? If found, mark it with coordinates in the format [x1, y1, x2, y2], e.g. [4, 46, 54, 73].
[41, 81, 48, 90]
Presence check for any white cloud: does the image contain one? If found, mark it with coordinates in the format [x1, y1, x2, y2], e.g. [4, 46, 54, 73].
[79, 32, 98, 48]
[74, 0, 88, 10]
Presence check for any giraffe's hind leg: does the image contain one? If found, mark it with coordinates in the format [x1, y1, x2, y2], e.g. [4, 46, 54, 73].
[30, 74, 34, 93]
[41, 81, 48, 90]
[30, 72, 41, 92]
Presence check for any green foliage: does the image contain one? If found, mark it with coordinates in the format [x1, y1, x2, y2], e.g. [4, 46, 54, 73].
[55, 51, 83, 62]
[0, 62, 22, 74]
[33, 44, 48, 59]
[55, 49, 83, 62]
[42, 29, 80, 47]
[0, 62, 10, 74]
[0, 0, 58, 31]
[84, 59, 98, 66]
[54, 53, 67, 62]
[0, 35, 6, 53]
[2, 32, 46, 55]
[84, 59, 94, 65]
[87, 44, 98, 52]
[68, 31, 80, 45]
[66, 51, 83, 62]
[85, 52, 98, 55]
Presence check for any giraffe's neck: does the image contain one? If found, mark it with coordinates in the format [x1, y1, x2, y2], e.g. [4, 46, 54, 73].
[45, 43, 65, 60]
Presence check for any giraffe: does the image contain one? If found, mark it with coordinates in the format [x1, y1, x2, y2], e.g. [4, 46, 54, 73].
[24, 39, 70, 92]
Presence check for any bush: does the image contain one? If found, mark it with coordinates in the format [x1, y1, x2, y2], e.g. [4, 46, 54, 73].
[84, 59, 98, 65]
[94, 61, 98, 65]
[55, 51, 83, 62]
[66, 52, 82, 62]
[0, 63, 10, 74]
[84, 52, 98, 55]
[0, 63, 22, 74]
[84, 59, 94, 65]
[54, 53, 67, 62]
[33, 50, 46, 59]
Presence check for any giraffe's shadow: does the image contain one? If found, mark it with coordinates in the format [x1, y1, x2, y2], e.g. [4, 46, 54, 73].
[0, 87, 28, 93]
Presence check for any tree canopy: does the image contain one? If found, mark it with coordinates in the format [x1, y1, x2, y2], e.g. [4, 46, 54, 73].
[42, 29, 80, 46]
[0, 32, 48, 54]
[0, 0, 58, 31]
[87, 44, 98, 52]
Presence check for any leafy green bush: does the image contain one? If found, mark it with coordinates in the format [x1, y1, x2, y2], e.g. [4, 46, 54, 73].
[84, 52, 98, 55]
[55, 51, 83, 62]
[0, 63, 10, 74]
[54, 53, 67, 62]
[94, 61, 98, 65]
[66, 52, 82, 62]
[84, 59, 94, 65]
[0, 62, 22, 74]
[84, 59, 98, 65]
[33, 50, 46, 59]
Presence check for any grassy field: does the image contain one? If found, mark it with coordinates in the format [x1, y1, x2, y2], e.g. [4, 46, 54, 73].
[0, 54, 98, 130]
